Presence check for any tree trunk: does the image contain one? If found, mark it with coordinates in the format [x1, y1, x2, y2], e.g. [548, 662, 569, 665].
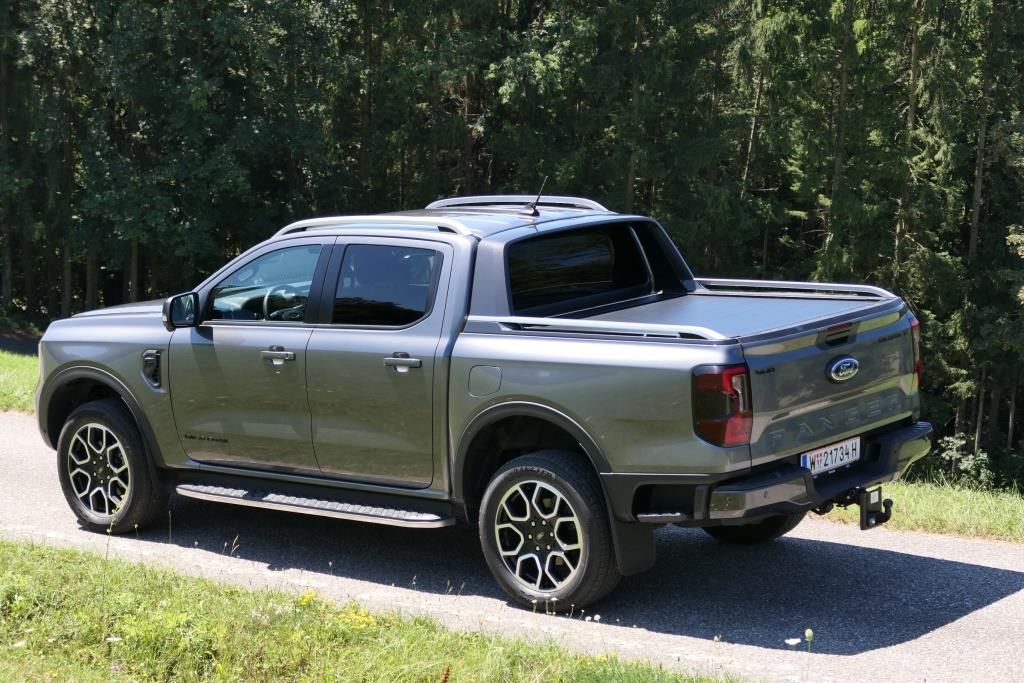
[624, 17, 643, 213]
[61, 238, 72, 317]
[461, 72, 474, 195]
[24, 245, 37, 313]
[967, 14, 992, 263]
[974, 366, 986, 454]
[895, 0, 922, 278]
[989, 386, 1001, 438]
[1007, 381, 1017, 451]
[0, 36, 10, 309]
[0, 235, 10, 310]
[823, 0, 854, 273]
[966, 110, 988, 263]
[358, 1, 374, 206]
[624, 148, 637, 213]
[85, 249, 98, 310]
[740, 70, 765, 201]
[429, 40, 441, 199]
[128, 239, 139, 303]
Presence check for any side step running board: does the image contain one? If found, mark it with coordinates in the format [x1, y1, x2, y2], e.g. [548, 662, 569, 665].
[175, 484, 455, 529]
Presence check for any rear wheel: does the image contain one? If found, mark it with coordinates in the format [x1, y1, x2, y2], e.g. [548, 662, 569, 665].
[701, 511, 806, 545]
[479, 451, 621, 611]
[56, 399, 167, 533]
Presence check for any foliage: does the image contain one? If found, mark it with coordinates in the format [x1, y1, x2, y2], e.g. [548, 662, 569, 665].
[923, 433, 996, 489]
[0, 540, 726, 682]
[2, 1, 1024, 488]
[826, 479, 1024, 542]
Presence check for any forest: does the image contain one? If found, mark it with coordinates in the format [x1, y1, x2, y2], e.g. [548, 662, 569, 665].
[1, 1, 1023, 490]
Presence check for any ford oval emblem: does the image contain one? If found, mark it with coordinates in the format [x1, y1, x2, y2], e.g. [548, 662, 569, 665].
[828, 356, 860, 382]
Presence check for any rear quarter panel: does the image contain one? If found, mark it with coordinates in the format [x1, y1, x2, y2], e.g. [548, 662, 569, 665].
[450, 332, 749, 475]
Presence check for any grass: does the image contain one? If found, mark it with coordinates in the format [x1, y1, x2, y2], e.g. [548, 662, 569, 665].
[0, 540, 726, 682]
[826, 479, 1024, 543]
[0, 351, 37, 413]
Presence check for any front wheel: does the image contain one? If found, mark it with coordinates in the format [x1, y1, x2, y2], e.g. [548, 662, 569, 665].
[479, 451, 621, 611]
[56, 399, 167, 533]
[700, 511, 806, 545]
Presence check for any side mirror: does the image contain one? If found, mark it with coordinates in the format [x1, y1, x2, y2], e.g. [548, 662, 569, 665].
[162, 292, 199, 331]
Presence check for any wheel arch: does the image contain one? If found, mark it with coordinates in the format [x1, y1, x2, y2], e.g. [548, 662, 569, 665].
[453, 401, 611, 514]
[39, 366, 165, 467]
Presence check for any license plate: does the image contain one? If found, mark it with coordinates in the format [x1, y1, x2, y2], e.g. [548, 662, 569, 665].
[800, 436, 861, 475]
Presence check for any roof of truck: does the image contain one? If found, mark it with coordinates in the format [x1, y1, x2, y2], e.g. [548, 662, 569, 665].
[272, 195, 620, 239]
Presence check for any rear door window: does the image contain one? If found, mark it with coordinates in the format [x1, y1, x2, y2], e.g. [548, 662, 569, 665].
[508, 224, 652, 314]
[333, 245, 442, 326]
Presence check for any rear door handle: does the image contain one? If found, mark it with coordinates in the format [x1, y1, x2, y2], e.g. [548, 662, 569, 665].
[261, 345, 296, 365]
[383, 352, 422, 373]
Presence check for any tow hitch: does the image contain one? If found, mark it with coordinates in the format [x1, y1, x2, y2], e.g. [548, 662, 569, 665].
[823, 487, 894, 530]
[857, 487, 893, 529]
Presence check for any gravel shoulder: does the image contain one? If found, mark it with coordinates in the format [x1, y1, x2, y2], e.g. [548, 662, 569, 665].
[2, 411, 1022, 682]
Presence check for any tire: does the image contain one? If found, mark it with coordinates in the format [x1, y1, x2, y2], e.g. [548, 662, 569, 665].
[478, 450, 621, 611]
[56, 398, 168, 534]
[701, 511, 806, 545]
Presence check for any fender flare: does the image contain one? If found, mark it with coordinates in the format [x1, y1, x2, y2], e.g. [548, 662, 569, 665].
[39, 365, 167, 468]
[453, 401, 610, 506]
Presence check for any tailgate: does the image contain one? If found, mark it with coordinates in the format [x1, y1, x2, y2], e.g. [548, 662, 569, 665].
[742, 303, 917, 467]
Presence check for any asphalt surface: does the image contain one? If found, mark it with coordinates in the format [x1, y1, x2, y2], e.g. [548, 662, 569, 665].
[1, 411, 1022, 682]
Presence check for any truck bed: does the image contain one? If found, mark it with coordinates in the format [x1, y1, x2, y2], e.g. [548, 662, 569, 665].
[586, 278, 897, 340]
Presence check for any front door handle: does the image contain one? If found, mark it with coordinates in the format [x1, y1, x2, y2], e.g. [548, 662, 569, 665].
[383, 352, 422, 373]
[261, 345, 296, 365]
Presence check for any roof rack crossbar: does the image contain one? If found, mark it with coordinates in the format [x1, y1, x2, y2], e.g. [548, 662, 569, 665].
[425, 195, 609, 212]
[275, 215, 474, 237]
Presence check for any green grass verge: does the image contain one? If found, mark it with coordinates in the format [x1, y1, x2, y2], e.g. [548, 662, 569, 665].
[826, 480, 1024, 543]
[0, 351, 37, 413]
[0, 541, 727, 682]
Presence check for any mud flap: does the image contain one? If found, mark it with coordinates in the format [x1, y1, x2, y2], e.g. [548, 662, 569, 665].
[609, 517, 657, 576]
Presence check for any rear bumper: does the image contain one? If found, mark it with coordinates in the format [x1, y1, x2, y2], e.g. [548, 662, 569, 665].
[601, 420, 933, 525]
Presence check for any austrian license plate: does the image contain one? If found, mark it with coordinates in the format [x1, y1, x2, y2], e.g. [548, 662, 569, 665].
[800, 436, 861, 476]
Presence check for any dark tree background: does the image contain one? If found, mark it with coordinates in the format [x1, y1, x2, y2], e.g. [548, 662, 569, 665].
[2, 0, 1023, 488]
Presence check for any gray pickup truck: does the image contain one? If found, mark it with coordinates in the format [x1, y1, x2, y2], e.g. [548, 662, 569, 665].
[36, 194, 932, 608]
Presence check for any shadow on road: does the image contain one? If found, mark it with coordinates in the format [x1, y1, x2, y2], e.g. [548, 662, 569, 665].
[0, 331, 39, 355]
[141, 495, 1024, 656]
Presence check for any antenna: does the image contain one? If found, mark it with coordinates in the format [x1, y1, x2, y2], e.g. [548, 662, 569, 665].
[523, 176, 549, 216]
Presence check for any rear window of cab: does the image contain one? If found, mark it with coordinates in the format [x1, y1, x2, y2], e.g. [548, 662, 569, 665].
[507, 224, 654, 315]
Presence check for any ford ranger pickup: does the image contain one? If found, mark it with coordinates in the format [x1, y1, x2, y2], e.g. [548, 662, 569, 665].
[36, 194, 932, 608]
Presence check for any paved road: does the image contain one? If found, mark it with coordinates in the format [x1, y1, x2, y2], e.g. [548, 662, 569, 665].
[0, 331, 38, 356]
[2, 411, 1022, 682]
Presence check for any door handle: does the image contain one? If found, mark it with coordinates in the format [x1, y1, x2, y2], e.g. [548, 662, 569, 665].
[261, 345, 296, 365]
[383, 352, 422, 373]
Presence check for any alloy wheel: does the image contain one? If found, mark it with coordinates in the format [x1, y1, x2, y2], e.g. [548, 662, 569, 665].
[66, 423, 131, 518]
[493, 479, 584, 593]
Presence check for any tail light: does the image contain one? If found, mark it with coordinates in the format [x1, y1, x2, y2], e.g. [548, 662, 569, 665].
[910, 315, 922, 390]
[692, 364, 752, 447]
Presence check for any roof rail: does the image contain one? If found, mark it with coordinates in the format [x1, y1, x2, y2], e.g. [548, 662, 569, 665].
[425, 194, 610, 212]
[274, 215, 475, 238]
